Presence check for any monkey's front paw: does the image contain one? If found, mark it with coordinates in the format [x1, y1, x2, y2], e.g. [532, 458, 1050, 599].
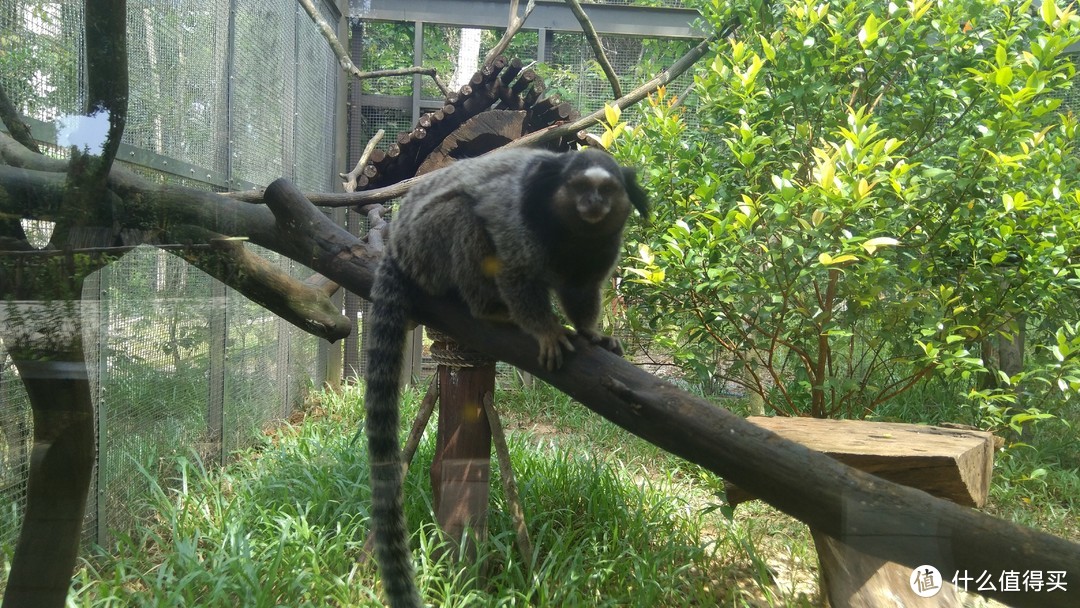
[579, 329, 624, 357]
[537, 330, 575, 371]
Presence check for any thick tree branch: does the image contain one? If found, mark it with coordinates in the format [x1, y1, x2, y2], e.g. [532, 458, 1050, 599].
[564, 0, 622, 99]
[297, 0, 450, 97]
[0, 160, 352, 341]
[84, 0, 128, 180]
[0, 83, 40, 154]
[171, 229, 351, 341]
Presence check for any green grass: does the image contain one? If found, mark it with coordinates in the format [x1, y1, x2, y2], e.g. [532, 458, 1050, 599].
[19, 379, 1072, 607]
[57, 383, 820, 607]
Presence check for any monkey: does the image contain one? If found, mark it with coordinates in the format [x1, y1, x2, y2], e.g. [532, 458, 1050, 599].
[363, 147, 648, 608]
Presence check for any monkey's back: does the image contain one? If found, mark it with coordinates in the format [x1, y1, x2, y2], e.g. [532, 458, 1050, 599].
[388, 149, 558, 307]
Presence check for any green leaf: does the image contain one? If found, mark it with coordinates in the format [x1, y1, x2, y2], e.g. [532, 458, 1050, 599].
[858, 14, 880, 48]
[1042, 0, 1058, 26]
[995, 66, 1014, 88]
[759, 35, 775, 62]
[604, 103, 622, 127]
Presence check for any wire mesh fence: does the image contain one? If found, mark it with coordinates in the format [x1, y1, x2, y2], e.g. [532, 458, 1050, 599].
[0, 0, 340, 564]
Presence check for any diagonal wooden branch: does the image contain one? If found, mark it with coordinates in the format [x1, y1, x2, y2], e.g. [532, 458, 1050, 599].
[508, 25, 730, 151]
[3, 161, 1080, 607]
[170, 228, 351, 341]
[483, 0, 537, 66]
[564, 0, 622, 99]
[297, 0, 450, 97]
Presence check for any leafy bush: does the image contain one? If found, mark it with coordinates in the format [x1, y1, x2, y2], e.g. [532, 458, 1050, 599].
[615, 0, 1080, 425]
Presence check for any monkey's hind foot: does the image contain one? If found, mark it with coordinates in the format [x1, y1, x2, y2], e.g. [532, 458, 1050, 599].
[580, 329, 624, 357]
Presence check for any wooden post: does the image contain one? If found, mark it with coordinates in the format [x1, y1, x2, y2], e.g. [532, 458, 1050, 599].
[427, 329, 494, 564]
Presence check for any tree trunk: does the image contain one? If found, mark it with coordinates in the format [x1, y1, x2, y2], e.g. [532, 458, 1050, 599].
[2, 306, 95, 608]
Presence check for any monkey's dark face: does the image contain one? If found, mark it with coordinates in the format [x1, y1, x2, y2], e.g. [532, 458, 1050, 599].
[556, 164, 631, 231]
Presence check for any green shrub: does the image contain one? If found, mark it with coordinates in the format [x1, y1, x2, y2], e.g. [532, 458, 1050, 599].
[616, 0, 1080, 428]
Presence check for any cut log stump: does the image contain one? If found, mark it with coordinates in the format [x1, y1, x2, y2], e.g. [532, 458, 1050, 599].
[726, 417, 996, 607]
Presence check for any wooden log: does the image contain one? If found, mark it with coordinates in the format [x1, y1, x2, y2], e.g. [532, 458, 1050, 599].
[416, 110, 527, 176]
[813, 530, 961, 608]
[461, 82, 499, 116]
[510, 69, 536, 96]
[429, 341, 495, 566]
[523, 80, 546, 108]
[495, 81, 525, 111]
[481, 62, 500, 84]
[500, 57, 523, 86]
[527, 94, 560, 117]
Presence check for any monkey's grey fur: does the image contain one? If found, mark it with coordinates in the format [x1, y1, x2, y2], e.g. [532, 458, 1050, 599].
[363, 147, 648, 608]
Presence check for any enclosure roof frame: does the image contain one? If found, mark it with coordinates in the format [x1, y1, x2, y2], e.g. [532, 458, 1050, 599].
[351, 0, 704, 39]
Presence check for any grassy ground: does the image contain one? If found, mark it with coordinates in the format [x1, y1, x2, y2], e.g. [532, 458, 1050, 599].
[34, 382, 1079, 607]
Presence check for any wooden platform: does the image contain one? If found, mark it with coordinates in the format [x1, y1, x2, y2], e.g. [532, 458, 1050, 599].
[727, 417, 995, 508]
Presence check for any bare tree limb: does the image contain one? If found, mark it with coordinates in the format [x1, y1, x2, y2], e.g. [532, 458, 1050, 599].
[340, 129, 385, 192]
[224, 170, 432, 207]
[297, 0, 450, 97]
[0, 83, 40, 155]
[483, 0, 537, 66]
[363, 203, 390, 251]
[564, 0, 622, 99]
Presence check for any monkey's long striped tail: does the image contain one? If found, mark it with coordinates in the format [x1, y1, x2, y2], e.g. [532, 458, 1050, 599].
[364, 256, 423, 608]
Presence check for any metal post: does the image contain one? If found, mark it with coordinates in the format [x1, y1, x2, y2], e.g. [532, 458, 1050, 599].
[537, 27, 549, 63]
[412, 20, 424, 124]
[224, 0, 238, 189]
[93, 269, 109, 547]
[208, 281, 227, 464]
